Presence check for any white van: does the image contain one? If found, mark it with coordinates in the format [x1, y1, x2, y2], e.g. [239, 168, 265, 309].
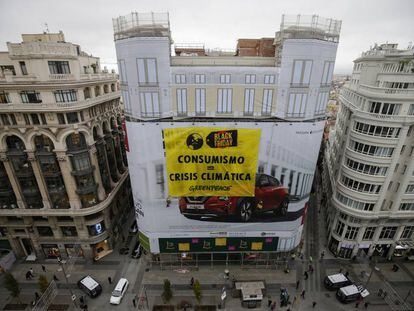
[336, 284, 369, 303]
[110, 278, 129, 305]
[77, 275, 102, 298]
[324, 273, 352, 290]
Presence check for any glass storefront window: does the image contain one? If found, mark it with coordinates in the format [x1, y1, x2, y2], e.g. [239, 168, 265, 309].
[42, 244, 60, 259]
[65, 244, 83, 257]
[88, 221, 106, 236]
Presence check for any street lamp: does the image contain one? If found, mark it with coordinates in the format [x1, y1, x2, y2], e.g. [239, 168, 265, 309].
[365, 265, 380, 287]
[57, 258, 78, 309]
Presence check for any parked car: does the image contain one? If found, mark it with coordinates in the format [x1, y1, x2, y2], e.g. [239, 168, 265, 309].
[77, 275, 102, 298]
[179, 174, 289, 222]
[336, 284, 369, 303]
[129, 220, 138, 234]
[110, 278, 129, 305]
[324, 273, 352, 291]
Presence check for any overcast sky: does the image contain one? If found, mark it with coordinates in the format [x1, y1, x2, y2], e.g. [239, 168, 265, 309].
[0, 0, 412, 74]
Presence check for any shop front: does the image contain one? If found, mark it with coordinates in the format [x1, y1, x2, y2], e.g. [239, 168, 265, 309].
[41, 244, 60, 259]
[65, 244, 84, 258]
[337, 243, 354, 259]
[92, 239, 112, 261]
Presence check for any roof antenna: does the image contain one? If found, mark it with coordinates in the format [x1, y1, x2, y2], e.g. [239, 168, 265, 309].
[44, 23, 49, 33]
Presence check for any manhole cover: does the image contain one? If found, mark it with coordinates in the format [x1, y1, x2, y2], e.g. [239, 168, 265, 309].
[325, 293, 331, 298]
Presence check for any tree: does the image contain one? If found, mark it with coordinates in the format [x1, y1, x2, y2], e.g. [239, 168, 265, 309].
[162, 279, 172, 303]
[4, 272, 21, 304]
[38, 275, 49, 293]
[193, 279, 202, 303]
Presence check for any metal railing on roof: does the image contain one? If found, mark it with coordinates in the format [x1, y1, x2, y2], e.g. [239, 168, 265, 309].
[112, 12, 170, 41]
[277, 14, 341, 43]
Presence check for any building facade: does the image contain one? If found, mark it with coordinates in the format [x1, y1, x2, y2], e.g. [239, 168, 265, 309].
[323, 43, 414, 259]
[113, 13, 341, 259]
[0, 32, 132, 261]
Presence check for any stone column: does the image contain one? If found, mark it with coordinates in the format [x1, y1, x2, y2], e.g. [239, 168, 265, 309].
[55, 151, 82, 209]
[0, 153, 25, 208]
[89, 145, 106, 201]
[27, 151, 51, 209]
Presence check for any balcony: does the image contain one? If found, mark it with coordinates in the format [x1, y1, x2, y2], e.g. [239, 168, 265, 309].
[0, 91, 121, 111]
[80, 73, 118, 81]
[340, 94, 414, 124]
[358, 84, 414, 100]
[49, 74, 75, 81]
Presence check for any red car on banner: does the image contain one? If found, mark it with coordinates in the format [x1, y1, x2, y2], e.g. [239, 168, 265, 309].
[179, 174, 289, 222]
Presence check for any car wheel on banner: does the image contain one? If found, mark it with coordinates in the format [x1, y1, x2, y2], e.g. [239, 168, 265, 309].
[238, 199, 253, 222]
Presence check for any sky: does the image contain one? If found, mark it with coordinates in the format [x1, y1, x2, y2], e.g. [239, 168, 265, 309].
[0, 0, 413, 74]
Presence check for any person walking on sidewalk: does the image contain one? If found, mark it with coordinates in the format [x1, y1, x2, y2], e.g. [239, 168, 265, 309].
[304, 271, 309, 280]
[108, 276, 112, 284]
[312, 301, 317, 308]
[320, 251, 325, 260]
[41, 265, 46, 272]
[267, 296, 272, 307]
[53, 274, 59, 281]
[301, 290, 306, 299]
[190, 277, 194, 287]
[34, 292, 40, 301]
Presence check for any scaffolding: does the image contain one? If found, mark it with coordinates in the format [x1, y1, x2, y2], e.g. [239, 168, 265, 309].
[277, 14, 341, 43]
[112, 12, 171, 41]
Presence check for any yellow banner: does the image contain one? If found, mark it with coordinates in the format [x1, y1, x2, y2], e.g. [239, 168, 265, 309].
[164, 127, 261, 196]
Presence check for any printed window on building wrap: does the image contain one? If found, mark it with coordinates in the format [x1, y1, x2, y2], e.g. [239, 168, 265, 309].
[264, 74, 275, 84]
[195, 74, 205, 84]
[140, 92, 160, 117]
[176, 89, 187, 116]
[195, 88, 206, 115]
[217, 89, 232, 113]
[244, 89, 255, 115]
[48, 61, 70, 74]
[262, 89, 273, 115]
[291, 60, 312, 87]
[287, 93, 307, 118]
[137, 58, 158, 85]
[321, 61, 334, 86]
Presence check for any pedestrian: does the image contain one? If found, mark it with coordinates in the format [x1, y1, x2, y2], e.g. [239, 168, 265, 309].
[41, 265, 46, 272]
[321, 251, 325, 259]
[312, 301, 317, 308]
[53, 274, 59, 281]
[26, 271, 31, 280]
[301, 290, 306, 299]
[267, 296, 272, 307]
[296, 280, 300, 289]
[304, 271, 309, 280]
[83, 304, 88, 311]
[108, 276, 112, 284]
[364, 302, 369, 309]
[270, 301, 276, 311]
[355, 301, 360, 308]
[309, 256, 313, 263]
[132, 298, 136, 308]
[190, 277, 194, 287]
[293, 295, 297, 305]
[35, 292, 40, 301]
[29, 268, 34, 277]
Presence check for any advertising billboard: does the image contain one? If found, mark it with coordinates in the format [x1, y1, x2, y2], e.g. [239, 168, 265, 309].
[164, 127, 260, 197]
[126, 121, 324, 253]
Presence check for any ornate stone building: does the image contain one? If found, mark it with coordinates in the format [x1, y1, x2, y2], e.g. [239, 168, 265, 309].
[0, 32, 131, 260]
